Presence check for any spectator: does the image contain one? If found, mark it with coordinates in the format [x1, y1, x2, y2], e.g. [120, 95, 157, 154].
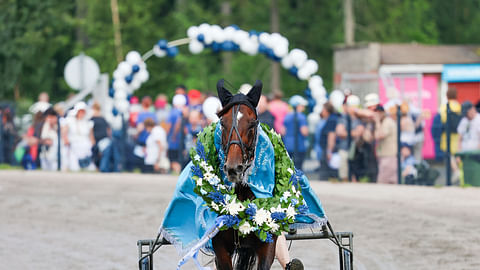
[317, 101, 339, 179]
[257, 95, 275, 129]
[282, 95, 309, 170]
[154, 94, 171, 128]
[374, 105, 398, 184]
[335, 95, 364, 181]
[166, 94, 188, 173]
[39, 107, 59, 171]
[269, 90, 289, 134]
[136, 96, 157, 127]
[187, 89, 203, 112]
[440, 87, 462, 155]
[29, 92, 51, 115]
[64, 102, 94, 171]
[1, 106, 17, 165]
[401, 143, 418, 184]
[175, 84, 187, 96]
[143, 118, 168, 173]
[90, 102, 112, 172]
[399, 101, 416, 147]
[457, 101, 480, 152]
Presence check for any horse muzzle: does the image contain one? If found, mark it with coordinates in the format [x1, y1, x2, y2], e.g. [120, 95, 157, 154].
[224, 163, 246, 184]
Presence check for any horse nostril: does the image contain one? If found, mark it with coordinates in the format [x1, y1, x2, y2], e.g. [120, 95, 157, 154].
[227, 168, 237, 176]
[223, 164, 227, 172]
[236, 164, 244, 173]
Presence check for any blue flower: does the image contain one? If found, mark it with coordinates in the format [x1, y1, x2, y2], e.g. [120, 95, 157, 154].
[196, 141, 207, 160]
[207, 191, 225, 204]
[224, 215, 241, 228]
[245, 203, 257, 217]
[265, 232, 274, 243]
[191, 165, 203, 178]
[271, 212, 286, 221]
[291, 198, 299, 206]
[298, 204, 309, 214]
[289, 168, 304, 188]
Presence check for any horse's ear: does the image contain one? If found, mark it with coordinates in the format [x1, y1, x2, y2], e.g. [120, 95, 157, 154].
[247, 80, 262, 108]
[217, 79, 233, 107]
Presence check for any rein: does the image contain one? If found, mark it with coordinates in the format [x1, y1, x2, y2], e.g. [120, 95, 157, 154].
[221, 104, 258, 171]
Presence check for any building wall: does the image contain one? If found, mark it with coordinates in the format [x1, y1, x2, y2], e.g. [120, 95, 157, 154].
[333, 43, 381, 102]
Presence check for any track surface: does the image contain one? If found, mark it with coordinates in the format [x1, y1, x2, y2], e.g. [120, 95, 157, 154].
[1, 170, 479, 269]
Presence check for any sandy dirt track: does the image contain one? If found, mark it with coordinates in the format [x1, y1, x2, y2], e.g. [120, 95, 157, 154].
[1, 170, 479, 270]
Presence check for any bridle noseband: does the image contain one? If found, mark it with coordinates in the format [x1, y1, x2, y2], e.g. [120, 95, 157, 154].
[221, 104, 258, 168]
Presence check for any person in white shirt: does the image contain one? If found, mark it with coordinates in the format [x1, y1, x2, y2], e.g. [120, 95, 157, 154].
[64, 102, 95, 171]
[143, 117, 168, 173]
[457, 101, 480, 152]
[40, 107, 59, 171]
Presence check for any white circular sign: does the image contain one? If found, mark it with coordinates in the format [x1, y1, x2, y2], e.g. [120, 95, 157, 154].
[64, 54, 100, 91]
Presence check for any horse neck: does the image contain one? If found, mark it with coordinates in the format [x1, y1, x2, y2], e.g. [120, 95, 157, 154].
[234, 184, 255, 201]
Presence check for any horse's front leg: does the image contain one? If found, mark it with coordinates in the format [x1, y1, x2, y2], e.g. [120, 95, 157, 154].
[213, 231, 234, 270]
[255, 237, 277, 270]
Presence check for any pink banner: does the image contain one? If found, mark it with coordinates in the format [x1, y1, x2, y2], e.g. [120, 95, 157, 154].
[379, 76, 438, 159]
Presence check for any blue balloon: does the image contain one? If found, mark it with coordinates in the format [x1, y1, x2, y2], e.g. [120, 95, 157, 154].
[157, 39, 168, 50]
[304, 88, 312, 98]
[232, 43, 240, 51]
[249, 30, 259, 36]
[211, 42, 221, 53]
[289, 66, 298, 76]
[258, 43, 268, 54]
[112, 107, 118, 116]
[266, 48, 275, 59]
[197, 34, 205, 43]
[167, 46, 179, 57]
[125, 74, 133, 84]
[221, 41, 235, 51]
[108, 87, 115, 98]
[127, 94, 133, 102]
[132, 64, 140, 73]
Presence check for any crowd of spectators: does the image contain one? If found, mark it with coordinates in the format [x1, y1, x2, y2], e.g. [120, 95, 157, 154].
[1, 86, 478, 185]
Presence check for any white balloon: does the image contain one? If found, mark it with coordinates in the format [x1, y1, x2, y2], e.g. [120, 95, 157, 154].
[126, 51, 142, 65]
[259, 32, 271, 46]
[113, 79, 128, 92]
[187, 26, 199, 39]
[203, 32, 213, 45]
[210, 25, 225, 43]
[240, 40, 258, 56]
[297, 68, 310, 80]
[116, 99, 130, 113]
[273, 44, 289, 58]
[309, 75, 324, 89]
[114, 89, 127, 100]
[189, 40, 204, 54]
[311, 86, 324, 100]
[198, 23, 211, 34]
[153, 45, 166, 57]
[137, 69, 149, 83]
[223, 26, 236, 41]
[202, 96, 222, 122]
[130, 78, 142, 91]
[281, 55, 294, 69]
[233, 30, 249, 45]
[329, 90, 345, 111]
[307, 113, 321, 133]
[110, 115, 123, 130]
[113, 69, 124, 80]
[117, 61, 132, 76]
[302, 59, 318, 74]
[313, 104, 324, 114]
[290, 49, 308, 68]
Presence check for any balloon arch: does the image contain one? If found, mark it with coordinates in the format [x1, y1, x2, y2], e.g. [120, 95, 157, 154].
[106, 23, 331, 129]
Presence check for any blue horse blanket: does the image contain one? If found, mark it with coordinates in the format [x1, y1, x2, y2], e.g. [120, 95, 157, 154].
[159, 124, 328, 254]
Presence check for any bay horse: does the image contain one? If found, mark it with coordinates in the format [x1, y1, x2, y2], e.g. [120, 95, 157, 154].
[213, 79, 277, 270]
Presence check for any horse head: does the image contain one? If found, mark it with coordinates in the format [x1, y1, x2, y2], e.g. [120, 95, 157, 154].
[216, 79, 262, 185]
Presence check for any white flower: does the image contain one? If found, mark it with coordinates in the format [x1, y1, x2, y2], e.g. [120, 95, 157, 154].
[286, 205, 296, 219]
[254, 208, 272, 226]
[266, 220, 280, 233]
[270, 205, 284, 214]
[200, 188, 207, 195]
[225, 199, 245, 215]
[287, 168, 294, 175]
[206, 175, 220, 186]
[194, 155, 200, 161]
[239, 222, 255, 235]
[211, 202, 220, 211]
[292, 185, 297, 194]
[282, 191, 291, 199]
[196, 177, 203, 186]
[217, 184, 227, 190]
[206, 165, 214, 173]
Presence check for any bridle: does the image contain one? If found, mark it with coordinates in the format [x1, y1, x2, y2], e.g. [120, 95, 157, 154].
[221, 104, 258, 169]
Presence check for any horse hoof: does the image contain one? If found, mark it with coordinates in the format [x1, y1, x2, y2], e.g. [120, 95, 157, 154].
[285, 258, 303, 270]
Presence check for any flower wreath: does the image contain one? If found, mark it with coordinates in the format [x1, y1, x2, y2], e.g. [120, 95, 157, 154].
[190, 122, 309, 243]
